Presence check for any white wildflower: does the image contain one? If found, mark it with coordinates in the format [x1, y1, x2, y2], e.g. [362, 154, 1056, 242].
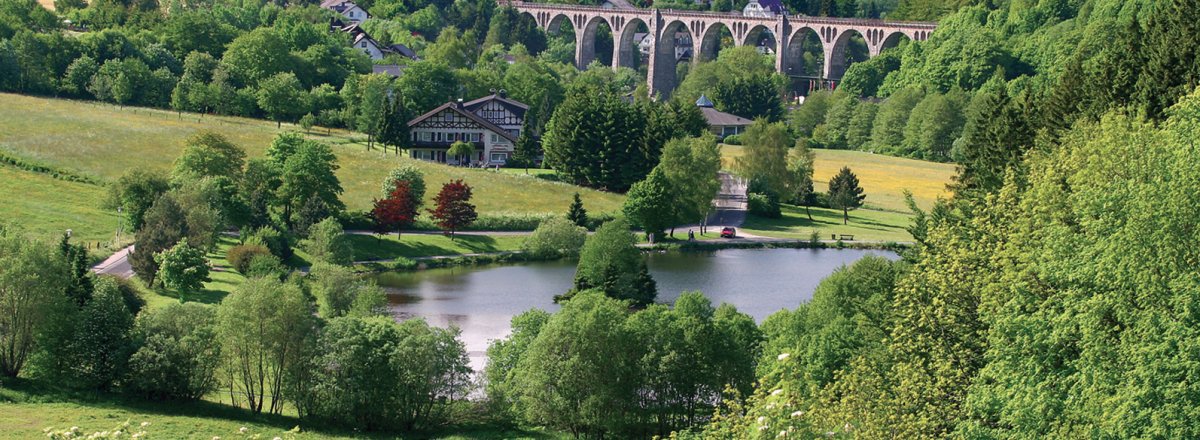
[757, 416, 767, 424]
[239, 427, 249, 434]
[791, 410, 805, 418]
[778, 430, 788, 438]
[778, 353, 790, 361]
[771, 388, 784, 396]
[139, 423, 149, 428]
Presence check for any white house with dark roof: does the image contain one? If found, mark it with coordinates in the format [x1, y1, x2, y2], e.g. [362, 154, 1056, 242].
[407, 92, 529, 166]
[330, 20, 418, 61]
[696, 95, 752, 138]
[321, 0, 370, 23]
[743, 0, 786, 17]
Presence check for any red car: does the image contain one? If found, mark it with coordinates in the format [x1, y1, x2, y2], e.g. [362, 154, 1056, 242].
[720, 227, 737, 238]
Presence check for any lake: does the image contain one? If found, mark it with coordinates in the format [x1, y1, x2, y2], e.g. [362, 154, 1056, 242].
[376, 248, 898, 370]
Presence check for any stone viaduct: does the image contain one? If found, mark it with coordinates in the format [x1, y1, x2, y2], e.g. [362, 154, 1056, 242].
[503, 1, 937, 97]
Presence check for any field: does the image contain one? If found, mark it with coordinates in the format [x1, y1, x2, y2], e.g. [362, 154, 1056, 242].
[0, 379, 559, 440]
[348, 233, 526, 261]
[0, 93, 624, 234]
[0, 165, 119, 246]
[741, 205, 914, 243]
[720, 145, 956, 212]
[721, 145, 955, 242]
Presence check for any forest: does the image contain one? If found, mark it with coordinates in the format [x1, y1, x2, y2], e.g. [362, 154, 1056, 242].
[3, 0, 1200, 437]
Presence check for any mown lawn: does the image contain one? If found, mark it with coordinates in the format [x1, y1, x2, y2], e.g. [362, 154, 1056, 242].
[720, 145, 956, 212]
[0, 379, 561, 440]
[740, 205, 915, 243]
[348, 233, 527, 261]
[0, 165, 120, 246]
[0, 93, 624, 216]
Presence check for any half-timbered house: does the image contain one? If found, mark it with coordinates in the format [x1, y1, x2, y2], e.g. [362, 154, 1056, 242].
[407, 92, 529, 166]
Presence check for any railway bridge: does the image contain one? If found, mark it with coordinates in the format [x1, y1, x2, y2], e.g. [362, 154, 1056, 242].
[504, 1, 937, 97]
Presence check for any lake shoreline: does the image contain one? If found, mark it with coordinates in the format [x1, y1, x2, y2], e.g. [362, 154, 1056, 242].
[353, 238, 911, 274]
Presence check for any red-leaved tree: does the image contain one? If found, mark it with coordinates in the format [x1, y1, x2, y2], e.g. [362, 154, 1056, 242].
[372, 180, 418, 238]
[428, 179, 477, 239]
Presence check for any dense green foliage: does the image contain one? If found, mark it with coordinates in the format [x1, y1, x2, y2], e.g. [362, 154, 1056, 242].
[303, 317, 470, 431]
[520, 216, 587, 259]
[487, 291, 761, 438]
[567, 219, 656, 306]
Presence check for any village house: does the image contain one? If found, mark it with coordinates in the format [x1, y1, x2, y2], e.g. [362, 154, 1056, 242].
[695, 94, 752, 138]
[407, 92, 528, 166]
[320, 0, 370, 23]
[329, 19, 418, 61]
[742, 0, 786, 17]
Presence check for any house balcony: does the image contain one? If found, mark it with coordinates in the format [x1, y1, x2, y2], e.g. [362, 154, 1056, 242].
[409, 140, 485, 149]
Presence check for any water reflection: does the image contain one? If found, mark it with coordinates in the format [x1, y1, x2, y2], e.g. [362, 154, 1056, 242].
[378, 248, 897, 370]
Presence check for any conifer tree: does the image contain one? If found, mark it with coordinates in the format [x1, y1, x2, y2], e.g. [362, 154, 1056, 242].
[566, 193, 588, 228]
[827, 167, 865, 225]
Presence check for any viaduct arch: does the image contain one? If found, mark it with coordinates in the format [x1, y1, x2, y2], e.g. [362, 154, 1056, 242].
[509, 1, 936, 98]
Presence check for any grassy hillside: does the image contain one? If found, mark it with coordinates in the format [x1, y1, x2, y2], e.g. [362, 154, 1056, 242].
[0, 93, 624, 218]
[720, 145, 956, 212]
[0, 165, 119, 245]
[721, 145, 955, 242]
[0, 379, 559, 440]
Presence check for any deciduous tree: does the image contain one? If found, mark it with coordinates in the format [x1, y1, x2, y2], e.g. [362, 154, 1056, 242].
[428, 179, 477, 239]
[372, 180, 418, 238]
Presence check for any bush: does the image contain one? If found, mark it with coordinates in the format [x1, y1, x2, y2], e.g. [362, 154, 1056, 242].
[226, 244, 271, 275]
[108, 275, 146, 316]
[748, 192, 781, 218]
[306, 317, 471, 431]
[721, 134, 742, 145]
[245, 254, 287, 280]
[522, 217, 588, 259]
[126, 302, 221, 401]
[244, 226, 293, 260]
[300, 217, 353, 266]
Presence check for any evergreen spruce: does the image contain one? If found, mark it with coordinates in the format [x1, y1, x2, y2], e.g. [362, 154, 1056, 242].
[566, 192, 588, 228]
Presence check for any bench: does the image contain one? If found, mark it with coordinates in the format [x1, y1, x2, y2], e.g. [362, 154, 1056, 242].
[831, 234, 855, 241]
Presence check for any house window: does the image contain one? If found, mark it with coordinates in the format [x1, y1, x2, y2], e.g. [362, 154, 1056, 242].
[490, 152, 508, 163]
[419, 132, 431, 142]
[471, 133, 481, 142]
[490, 134, 498, 143]
[360, 42, 367, 48]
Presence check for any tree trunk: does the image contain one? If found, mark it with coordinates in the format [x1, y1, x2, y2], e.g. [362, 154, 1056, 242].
[843, 207, 849, 225]
[276, 120, 281, 128]
[806, 205, 813, 221]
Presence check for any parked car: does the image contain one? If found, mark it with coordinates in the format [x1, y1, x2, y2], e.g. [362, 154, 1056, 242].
[720, 227, 736, 238]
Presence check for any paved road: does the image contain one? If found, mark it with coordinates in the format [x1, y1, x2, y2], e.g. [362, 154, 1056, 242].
[92, 245, 135, 279]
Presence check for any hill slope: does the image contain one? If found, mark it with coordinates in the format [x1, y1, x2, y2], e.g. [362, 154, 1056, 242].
[0, 93, 625, 222]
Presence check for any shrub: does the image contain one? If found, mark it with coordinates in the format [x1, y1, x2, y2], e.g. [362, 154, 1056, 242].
[747, 192, 781, 218]
[245, 226, 293, 260]
[721, 133, 743, 145]
[306, 317, 471, 431]
[309, 263, 386, 318]
[126, 302, 220, 401]
[227, 244, 271, 275]
[522, 217, 588, 259]
[245, 254, 287, 280]
[300, 217, 353, 266]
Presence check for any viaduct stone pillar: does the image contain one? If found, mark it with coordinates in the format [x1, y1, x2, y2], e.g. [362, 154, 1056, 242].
[646, 9, 668, 99]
